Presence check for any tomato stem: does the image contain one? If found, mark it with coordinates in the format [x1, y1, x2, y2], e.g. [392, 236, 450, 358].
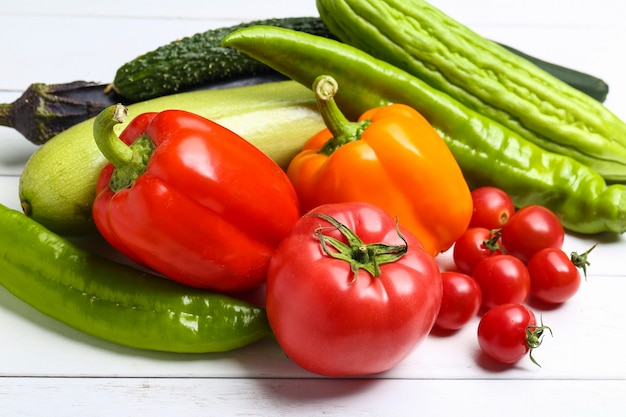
[310, 213, 408, 284]
[570, 242, 598, 280]
[483, 228, 503, 252]
[526, 315, 553, 367]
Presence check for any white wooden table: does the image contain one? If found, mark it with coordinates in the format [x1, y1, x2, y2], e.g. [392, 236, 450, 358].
[1, 1, 625, 416]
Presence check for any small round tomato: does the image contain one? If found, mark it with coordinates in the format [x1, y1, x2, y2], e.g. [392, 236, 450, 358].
[472, 254, 530, 310]
[527, 248, 581, 304]
[477, 303, 551, 366]
[453, 227, 502, 275]
[469, 186, 516, 230]
[266, 202, 442, 377]
[435, 271, 482, 330]
[500, 205, 565, 264]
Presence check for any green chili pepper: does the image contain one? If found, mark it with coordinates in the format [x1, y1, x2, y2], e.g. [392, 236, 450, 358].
[0, 203, 272, 353]
[222, 26, 626, 235]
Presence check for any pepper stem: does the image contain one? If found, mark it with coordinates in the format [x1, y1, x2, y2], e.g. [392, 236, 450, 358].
[93, 104, 155, 192]
[93, 104, 132, 166]
[311, 213, 408, 285]
[313, 75, 370, 155]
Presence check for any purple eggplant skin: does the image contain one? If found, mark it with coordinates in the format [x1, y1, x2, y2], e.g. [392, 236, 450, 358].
[0, 81, 117, 145]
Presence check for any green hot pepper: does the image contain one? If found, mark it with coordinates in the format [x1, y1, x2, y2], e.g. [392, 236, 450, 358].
[0, 203, 272, 353]
[223, 26, 626, 235]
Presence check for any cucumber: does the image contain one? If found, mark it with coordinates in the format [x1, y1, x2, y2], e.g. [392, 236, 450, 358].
[110, 17, 336, 101]
[19, 81, 324, 236]
[317, 0, 626, 181]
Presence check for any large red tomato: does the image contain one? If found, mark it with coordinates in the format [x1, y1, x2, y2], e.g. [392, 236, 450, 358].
[266, 202, 442, 376]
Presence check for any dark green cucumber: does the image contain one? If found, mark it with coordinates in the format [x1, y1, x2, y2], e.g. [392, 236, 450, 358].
[110, 17, 336, 101]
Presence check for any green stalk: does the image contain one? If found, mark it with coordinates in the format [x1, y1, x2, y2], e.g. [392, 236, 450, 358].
[311, 213, 408, 284]
[93, 104, 155, 192]
[313, 75, 370, 155]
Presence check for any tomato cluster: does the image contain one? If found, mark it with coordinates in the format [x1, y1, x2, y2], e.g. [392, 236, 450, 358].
[439, 186, 595, 367]
[263, 188, 594, 375]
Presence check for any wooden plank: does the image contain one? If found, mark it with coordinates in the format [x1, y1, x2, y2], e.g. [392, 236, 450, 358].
[1, 377, 624, 417]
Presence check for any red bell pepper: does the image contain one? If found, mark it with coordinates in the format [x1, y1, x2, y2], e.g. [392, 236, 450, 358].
[91, 104, 300, 292]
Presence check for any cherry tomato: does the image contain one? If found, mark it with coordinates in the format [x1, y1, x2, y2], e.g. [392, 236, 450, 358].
[472, 254, 530, 310]
[477, 303, 551, 366]
[452, 227, 502, 275]
[266, 202, 442, 377]
[469, 186, 516, 230]
[527, 247, 581, 304]
[435, 271, 482, 330]
[500, 205, 564, 264]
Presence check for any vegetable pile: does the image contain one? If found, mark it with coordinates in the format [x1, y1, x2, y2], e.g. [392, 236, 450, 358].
[0, 0, 622, 376]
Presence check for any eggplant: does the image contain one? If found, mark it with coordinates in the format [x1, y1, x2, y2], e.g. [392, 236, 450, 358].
[0, 81, 118, 145]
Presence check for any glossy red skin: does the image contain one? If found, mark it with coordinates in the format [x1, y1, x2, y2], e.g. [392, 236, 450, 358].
[501, 205, 565, 264]
[528, 248, 581, 304]
[477, 303, 537, 364]
[435, 271, 482, 331]
[266, 202, 442, 376]
[469, 186, 516, 230]
[472, 255, 530, 310]
[453, 227, 502, 275]
[93, 110, 300, 292]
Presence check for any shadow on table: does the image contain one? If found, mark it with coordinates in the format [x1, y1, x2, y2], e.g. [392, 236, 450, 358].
[252, 376, 385, 403]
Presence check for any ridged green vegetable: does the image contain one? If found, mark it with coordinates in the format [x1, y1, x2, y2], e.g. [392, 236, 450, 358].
[110, 17, 336, 101]
[19, 81, 324, 236]
[0, 203, 272, 353]
[316, 0, 626, 181]
[222, 26, 626, 235]
[496, 43, 609, 103]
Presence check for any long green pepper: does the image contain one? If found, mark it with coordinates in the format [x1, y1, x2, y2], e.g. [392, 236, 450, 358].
[222, 27, 626, 235]
[0, 203, 272, 353]
[316, 0, 626, 182]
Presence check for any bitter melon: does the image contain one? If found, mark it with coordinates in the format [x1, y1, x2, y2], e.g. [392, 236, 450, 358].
[317, 0, 626, 181]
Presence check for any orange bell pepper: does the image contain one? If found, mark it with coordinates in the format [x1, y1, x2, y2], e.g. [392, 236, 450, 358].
[287, 75, 472, 255]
